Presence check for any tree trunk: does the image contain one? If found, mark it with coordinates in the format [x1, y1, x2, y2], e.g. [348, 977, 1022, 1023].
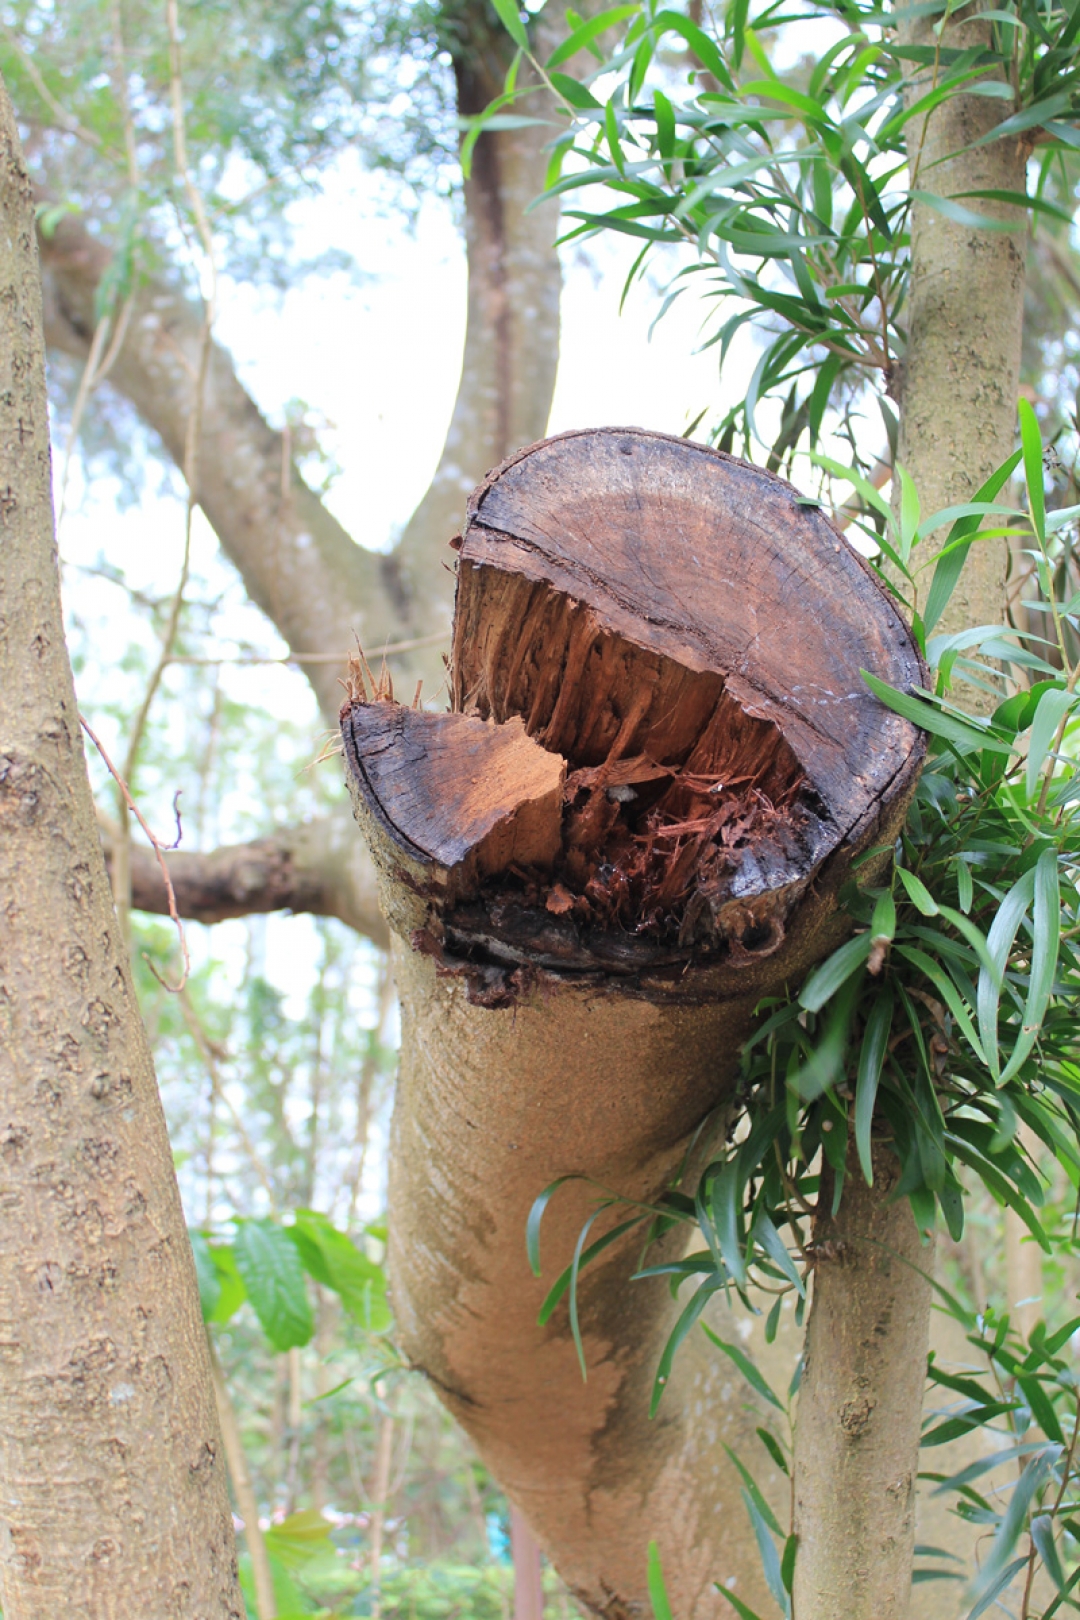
[790, 23, 1030, 1617]
[0, 72, 243, 1617]
[896, 9, 1028, 636]
[341, 429, 925, 1615]
[792, 1142, 932, 1619]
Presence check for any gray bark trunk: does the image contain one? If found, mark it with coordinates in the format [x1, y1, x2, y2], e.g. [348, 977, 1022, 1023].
[0, 72, 243, 1617]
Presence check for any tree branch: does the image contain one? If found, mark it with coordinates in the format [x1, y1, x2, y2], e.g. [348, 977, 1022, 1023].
[99, 809, 389, 946]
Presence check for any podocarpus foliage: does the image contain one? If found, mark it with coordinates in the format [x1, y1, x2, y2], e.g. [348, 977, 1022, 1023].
[529, 420, 1080, 1614]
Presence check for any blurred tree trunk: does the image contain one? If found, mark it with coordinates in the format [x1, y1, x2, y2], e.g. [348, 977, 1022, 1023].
[0, 70, 243, 1618]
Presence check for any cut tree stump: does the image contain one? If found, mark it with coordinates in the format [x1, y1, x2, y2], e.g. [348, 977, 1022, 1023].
[340, 429, 925, 1620]
[344, 428, 922, 997]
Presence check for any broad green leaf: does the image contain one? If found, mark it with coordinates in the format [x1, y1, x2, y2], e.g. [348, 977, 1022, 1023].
[232, 1218, 314, 1351]
[189, 1229, 220, 1322]
[206, 1242, 247, 1325]
[288, 1210, 390, 1332]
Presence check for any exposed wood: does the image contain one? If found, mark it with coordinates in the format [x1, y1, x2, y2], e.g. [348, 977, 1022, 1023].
[341, 430, 926, 1616]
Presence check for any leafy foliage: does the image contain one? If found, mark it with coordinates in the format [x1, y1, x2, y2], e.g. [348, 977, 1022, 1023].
[473, 0, 1080, 479]
[531, 418, 1080, 1614]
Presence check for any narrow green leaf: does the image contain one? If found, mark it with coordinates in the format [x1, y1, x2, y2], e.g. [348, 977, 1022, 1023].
[1025, 687, 1074, 798]
[965, 1557, 1033, 1620]
[648, 1541, 674, 1620]
[1019, 397, 1046, 544]
[491, 0, 529, 50]
[999, 849, 1061, 1086]
[716, 1586, 766, 1620]
[923, 451, 1023, 633]
[861, 672, 1014, 756]
[1031, 1514, 1068, 1593]
[742, 1488, 790, 1615]
[527, 1176, 576, 1275]
[757, 1426, 789, 1476]
[799, 931, 872, 1012]
[703, 1326, 784, 1410]
[723, 1445, 784, 1536]
[546, 5, 640, 68]
[651, 1278, 723, 1415]
[897, 867, 939, 916]
[976, 866, 1037, 1082]
[855, 988, 893, 1185]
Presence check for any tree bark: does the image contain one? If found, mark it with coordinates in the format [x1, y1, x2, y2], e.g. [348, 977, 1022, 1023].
[341, 429, 925, 1616]
[792, 1142, 932, 1620]
[0, 72, 243, 1618]
[896, 10, 1028, 636]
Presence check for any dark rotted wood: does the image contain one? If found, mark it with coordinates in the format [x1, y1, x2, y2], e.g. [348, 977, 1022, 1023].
[454, 427, 923, 852]
[342, 703, 564, 883]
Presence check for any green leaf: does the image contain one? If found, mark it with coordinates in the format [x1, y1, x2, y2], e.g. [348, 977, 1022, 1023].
[1026, 686, 1074, 798]
[716, 1587, 766, 1620]
[651, 1278, 723, 1415]
[1019, 396, 1047, 544]
[999, 848, 1061, 1086]
[1031, 1514, 1068, 1593]
[723, 1445, 784, 1536]
[923, 451, 1023, 633]
[491, 0, 529, 51]
[550, 71, 603, 110]
[232, 1218, 314, 1351]
[742, 1487, 790, 1615]
[897, 867, 939, 916]
[855, 988, 893, 1185]
[976, 865, 1037, 1082]
[971, 1450, 1056, 1601]
[757, 1426, 789, 1476]
[897, 463, 920, 565]
[965, 1558, 1033, 1620]
[711, 1158, 748, 1288]
[206, 1242, 246, 1325]
[648, 1541, 674, 1620]
[703, 1327, 784, 1410]
[871, 890, 896, 939]
[288, 1210, 390, 1332]
[546, 5, 640, 68]
[189, 1229, 220, 1322]
[862, 671, 1014, 756]
[799, 931, 872, 1012]
[527, 1176, 576, 1275]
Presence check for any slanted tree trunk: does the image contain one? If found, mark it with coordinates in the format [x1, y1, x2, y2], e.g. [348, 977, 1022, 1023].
[341, 428, 925, 1616]
[0, 73, 243, 1618]
[792, 24, 1029, 1618]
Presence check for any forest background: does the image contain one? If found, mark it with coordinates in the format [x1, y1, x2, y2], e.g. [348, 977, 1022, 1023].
[4, 0, 1080, 1615]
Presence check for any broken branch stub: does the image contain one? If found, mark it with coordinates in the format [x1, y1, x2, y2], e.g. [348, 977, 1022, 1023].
[343, 428, 924, 999]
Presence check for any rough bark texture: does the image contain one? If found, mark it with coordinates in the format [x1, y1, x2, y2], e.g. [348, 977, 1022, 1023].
[0, 73, 243, 1618]
[100, 810, 389, 947]
[792, 1142, 933, 1620]
[897, 9, 1028, 636]
[342, 430, 926, 1617]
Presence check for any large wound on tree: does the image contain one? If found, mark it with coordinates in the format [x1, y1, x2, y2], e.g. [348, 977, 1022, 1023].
[342, 429, 924, 983]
